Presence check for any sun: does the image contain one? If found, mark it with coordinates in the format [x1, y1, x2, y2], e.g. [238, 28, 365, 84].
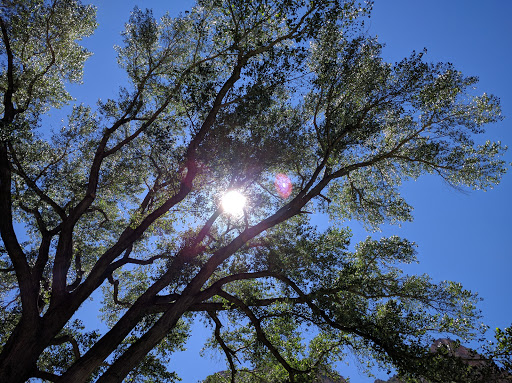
[221, 190, 247, 216]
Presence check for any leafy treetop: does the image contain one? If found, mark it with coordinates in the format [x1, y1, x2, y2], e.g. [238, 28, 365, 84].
[0, 1, 507, 382]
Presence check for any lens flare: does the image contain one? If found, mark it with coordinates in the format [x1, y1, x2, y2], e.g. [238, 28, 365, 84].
[274, 173, 292, 199]
[221, 190, 246, 216]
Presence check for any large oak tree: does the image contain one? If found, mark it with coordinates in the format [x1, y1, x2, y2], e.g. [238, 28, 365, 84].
[0, 0, 508, 382]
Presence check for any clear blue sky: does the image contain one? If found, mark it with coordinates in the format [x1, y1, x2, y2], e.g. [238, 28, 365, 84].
[65, 1, 512, 382]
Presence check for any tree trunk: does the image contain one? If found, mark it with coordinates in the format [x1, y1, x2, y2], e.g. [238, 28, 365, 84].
[0, 319, 45, 383]
[0, 300, 82, 382]
[95, 297, 195, 383]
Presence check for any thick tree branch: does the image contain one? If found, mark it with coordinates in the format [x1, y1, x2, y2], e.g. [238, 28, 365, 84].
[0, 17, 16, 118]
[0, 17, 38, 313]
[33, 370, 59, 382]
[0, 143, 38, 317]
[55, 207, 224, 382]
[58, 206, 223, 381]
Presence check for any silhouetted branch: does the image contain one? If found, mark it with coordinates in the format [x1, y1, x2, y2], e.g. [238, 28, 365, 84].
[208, 310, 237, 383]
[50, 334, 81, 361]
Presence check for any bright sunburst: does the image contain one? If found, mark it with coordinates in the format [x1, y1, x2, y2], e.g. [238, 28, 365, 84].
[221, 190, 247, 216]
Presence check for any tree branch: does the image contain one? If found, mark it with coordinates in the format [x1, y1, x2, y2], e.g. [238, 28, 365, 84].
[109, 253, 167, 272]
[218, 290, 309, 382]
[9, 143, 67, 220]
[50, 334, 81, 361]
[0, 143, 37, 317]
[267, 273, 408, 360]
[33, 370, 60, 382]
[66, 251, 84, 293]
[196, 270, 276, 302]
[149, 296, 306, 314]
[208, 310, 237, 383]
[85, 206, 110, 227]
[21, 6, 58, 112]
[0, 16, 16, 119]
[107, 273, 131, 308]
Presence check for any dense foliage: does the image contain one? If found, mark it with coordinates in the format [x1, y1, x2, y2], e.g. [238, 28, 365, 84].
[0, 0, 508, 382]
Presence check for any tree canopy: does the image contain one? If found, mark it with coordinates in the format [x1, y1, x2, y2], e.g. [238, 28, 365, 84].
[0, 1, 509, 382]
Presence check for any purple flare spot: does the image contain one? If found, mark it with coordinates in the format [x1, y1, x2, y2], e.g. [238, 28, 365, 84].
[274, 173, 292, 199]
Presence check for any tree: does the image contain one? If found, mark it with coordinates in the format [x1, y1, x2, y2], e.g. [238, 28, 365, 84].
[0, 0, 508, 382]
[484, 325, 512, 376]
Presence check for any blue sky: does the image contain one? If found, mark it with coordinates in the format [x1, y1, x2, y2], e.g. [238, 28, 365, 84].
[64, 1, 512, 382]
[368, 0, 512, 339]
